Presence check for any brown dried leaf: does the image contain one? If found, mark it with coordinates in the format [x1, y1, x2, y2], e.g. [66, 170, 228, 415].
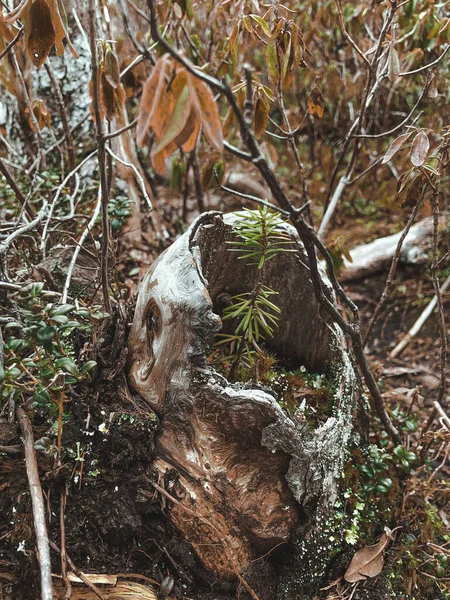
[307, 86, 325, 119]
[8, 0, 77, 67]
[25, 0, 55, 68]
[410, 131, 429, 167]
[382, 131, 413, 164]
[181, 115, 200, 152]
[104, 46, 121, 89]
[51, 0, 78, 59]
[188, 72, 223, 151]
[388, 47, 400, 82]
[26, 99, 51, 131]
[136, 56, 170, 146]
[266, 33, 279, 83]
[151, 140, 177, 176]
[152, 70, 192, 153]
[425, 72, 438, 99]
[0, 13, 14, 42]
[344, 533, 389, 583]
[253, 95, 269, 139]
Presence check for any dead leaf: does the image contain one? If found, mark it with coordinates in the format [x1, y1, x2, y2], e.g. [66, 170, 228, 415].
[0, 13, 14, 43]
[382, 131, 413, 164]
[5, 0, 77, 67]
[410, 131, 430, 167]
[187, 71, 223, 151]
[104, 46, 121, 89]
[24, 0, 55, 68]
[25, 99, 51, 131]
[388, 47, 400, 82]
[344, 533, 389, 583]
[136, 56, 171, 145]
[253, 95, 269, 139]
[307, 86, 325, 119]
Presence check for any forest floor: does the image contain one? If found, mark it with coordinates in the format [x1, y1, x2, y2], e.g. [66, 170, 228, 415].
[0, 189, 449, 600]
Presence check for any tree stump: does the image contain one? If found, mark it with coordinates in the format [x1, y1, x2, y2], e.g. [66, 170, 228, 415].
[128, 211, 359, 590]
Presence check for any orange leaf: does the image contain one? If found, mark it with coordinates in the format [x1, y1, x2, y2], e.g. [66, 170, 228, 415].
[181, 115, 200, 152]
[151, 140, 177, 176]
[136, 56, 170, 146]
[307, 86, 325, 119]
[152, 70, 192, 154]
[187, 72, 223, 151]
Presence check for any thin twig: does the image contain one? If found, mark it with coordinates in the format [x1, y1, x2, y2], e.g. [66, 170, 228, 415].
[390, 273, 450, 359]
[44, 63, 76, 189]
[363, 197, 423, 347]
[0, 157, 36, 220]
[61, 190, 102, 303]
[17, 407, 53, 600]
[59, 488, 71, 600]
[0, 26, 22, 60]
[105, 146, 152, 212]
[103, 117, 138, 140]
[334, 0, 370, 66]
[399, 44, 450, 76]
[214, 171, 290, 215]
[0, 202, 48, 257]
[88, 0, 112, 313]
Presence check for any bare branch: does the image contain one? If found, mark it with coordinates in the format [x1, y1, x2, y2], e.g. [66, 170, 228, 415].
[17, 407, 53, 600]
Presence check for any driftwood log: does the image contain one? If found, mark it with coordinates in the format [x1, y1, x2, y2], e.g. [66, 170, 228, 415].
[339, 216, 436, 282]
[128, 212, 359, 591]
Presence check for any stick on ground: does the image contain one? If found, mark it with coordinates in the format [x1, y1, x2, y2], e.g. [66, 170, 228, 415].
[17, 406, 53, 600]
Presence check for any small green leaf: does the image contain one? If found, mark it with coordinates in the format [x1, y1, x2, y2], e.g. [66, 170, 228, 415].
[81, 361, 97, 375]
[55, 357, 79, 376]
[52, 304, 74, 315]
[51, 315, 69, 325]
[37, 325, 57, 343]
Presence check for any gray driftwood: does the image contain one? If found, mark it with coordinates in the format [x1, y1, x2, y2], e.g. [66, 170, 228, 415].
[128, 212, 358, 584]
[339, 216, 435, 282]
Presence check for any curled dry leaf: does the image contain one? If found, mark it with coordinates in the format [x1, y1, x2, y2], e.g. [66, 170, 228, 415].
[136, 55, 223, 175]
[5, 0, 78, 68]
[344, 533, 390, 583]
[307, 86, 325, 119]
[382, 131, 413, 164]
[25, 99, 51, 131]
[410, 131, 430, 167]
[0, 13, 14, 43]
[89, 44, 126, 123]
[253, 94, 270, 139]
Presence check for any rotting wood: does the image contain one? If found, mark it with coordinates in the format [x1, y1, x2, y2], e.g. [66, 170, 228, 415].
[128, 211, 359, 582]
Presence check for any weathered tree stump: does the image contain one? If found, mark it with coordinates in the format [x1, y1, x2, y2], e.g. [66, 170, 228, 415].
[128, 211, 359, 591]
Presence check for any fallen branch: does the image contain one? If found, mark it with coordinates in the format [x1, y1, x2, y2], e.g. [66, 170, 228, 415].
[339, 216, 436, 282]
[17, 407, 53, 600]
[390, 273, 450, 359]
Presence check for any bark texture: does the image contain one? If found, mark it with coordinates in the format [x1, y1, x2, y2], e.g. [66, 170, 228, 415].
[128, 211, 359, 585]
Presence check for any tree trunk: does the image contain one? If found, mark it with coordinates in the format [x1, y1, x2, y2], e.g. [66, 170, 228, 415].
[128, 211, 360, 593]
